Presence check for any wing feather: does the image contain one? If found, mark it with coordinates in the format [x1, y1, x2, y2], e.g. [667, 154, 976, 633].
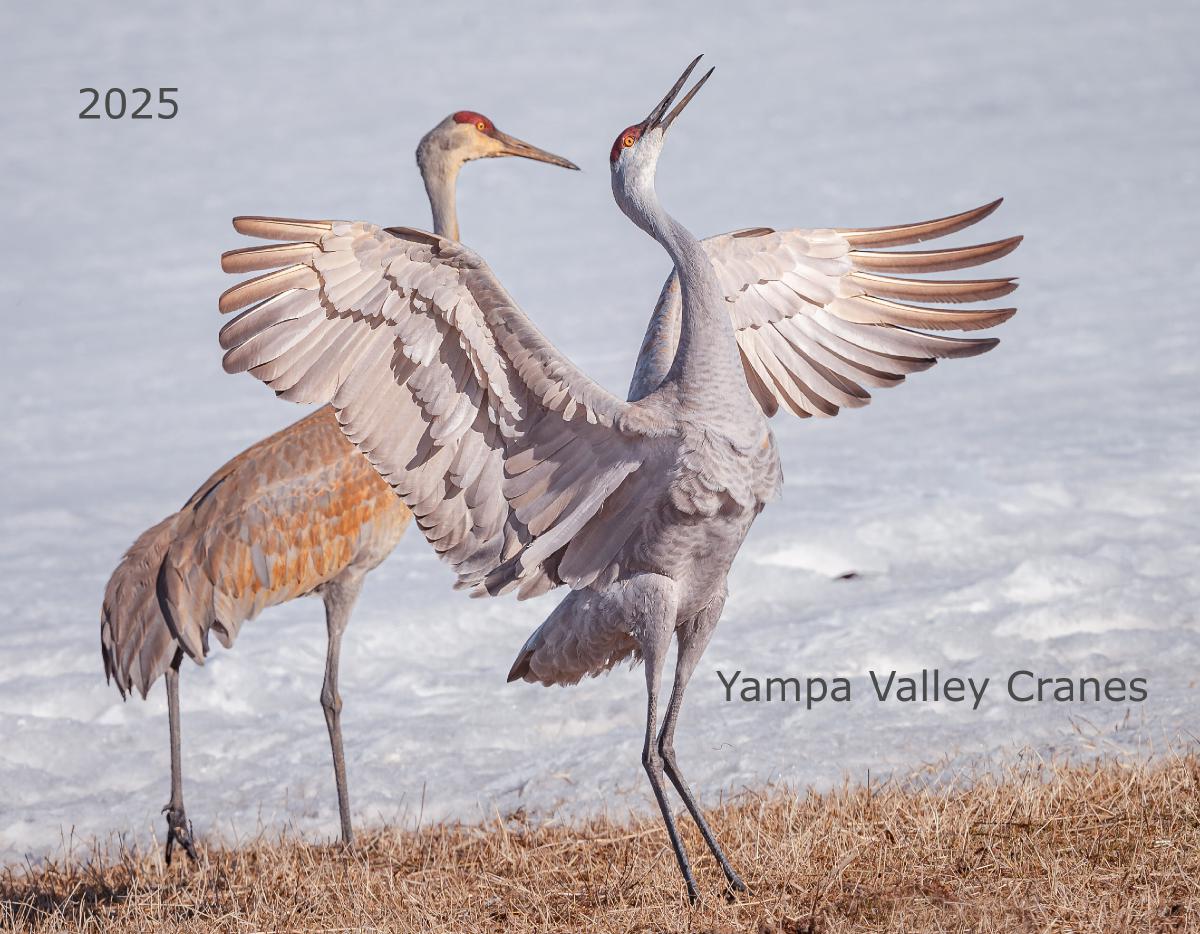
[218, 289, 324, 352]
[849, 236, 1022, 273]
[232, 216, 332, 241]
[221, 241, 320, 274]
[221, 219, 670, 595]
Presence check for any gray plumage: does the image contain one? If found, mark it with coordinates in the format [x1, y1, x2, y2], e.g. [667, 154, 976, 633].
[217, 57, 1019, 901]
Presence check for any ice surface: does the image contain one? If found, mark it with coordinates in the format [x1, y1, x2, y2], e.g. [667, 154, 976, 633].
[1, 1, 1197, 862]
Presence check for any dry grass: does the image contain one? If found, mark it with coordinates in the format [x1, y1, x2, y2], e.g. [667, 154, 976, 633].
[4, 753, 1198, 933]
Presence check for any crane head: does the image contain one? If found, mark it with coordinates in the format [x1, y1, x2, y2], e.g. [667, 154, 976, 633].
[418, 111, 579, 171]
[610, 56, 713, 236]
[609, 55, 713, 169]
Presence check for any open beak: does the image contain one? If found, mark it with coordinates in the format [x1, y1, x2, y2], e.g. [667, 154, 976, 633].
[492, 130, 580, 170]
[641, 54, 715, 134]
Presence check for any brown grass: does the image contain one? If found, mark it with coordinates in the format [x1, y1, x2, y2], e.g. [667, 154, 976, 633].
[4, 753, 1198, 933]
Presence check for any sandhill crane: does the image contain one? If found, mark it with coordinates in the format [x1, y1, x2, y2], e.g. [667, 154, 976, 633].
[100, 112, 577, 863]
[215, 57, 1020, 901]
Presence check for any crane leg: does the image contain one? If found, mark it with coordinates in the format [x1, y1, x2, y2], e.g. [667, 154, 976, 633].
[630, 575, 700, 903]
[657, 589, 746, 895]
[320, 572, 363, 846]
[163, 649, 198, 865]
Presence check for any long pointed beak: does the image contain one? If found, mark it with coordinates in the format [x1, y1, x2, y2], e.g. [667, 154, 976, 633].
[491, 130, 580, 170]
[641, 54, 715, 133]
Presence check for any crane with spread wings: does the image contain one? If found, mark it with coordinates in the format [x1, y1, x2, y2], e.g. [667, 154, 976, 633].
[217, 57, 1019, 901]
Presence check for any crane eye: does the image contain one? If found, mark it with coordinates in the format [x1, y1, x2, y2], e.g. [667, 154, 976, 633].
[622, 135, 635, 148]
[476, 120, 488, 132]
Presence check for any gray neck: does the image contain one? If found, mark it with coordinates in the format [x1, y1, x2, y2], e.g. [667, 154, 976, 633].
[637, 188, 756, 419]
[416, 143, 462, 240]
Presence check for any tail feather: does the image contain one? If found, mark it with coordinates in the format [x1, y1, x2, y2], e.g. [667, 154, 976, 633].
[99, 407, 410, 700]
[506, 589, 639, 687]
[100, 513, 186, 699]
[156, 552, 217, 662]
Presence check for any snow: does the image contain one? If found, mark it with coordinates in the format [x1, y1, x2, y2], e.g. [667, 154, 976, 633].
[1, 1, 1197, 863]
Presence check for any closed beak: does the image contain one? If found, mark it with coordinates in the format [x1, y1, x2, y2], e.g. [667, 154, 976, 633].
[492, 130, 580, 170]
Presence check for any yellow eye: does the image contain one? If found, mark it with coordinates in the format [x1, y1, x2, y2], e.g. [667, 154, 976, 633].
[623, 135, 635, 148]
[476, 120, 488, 131]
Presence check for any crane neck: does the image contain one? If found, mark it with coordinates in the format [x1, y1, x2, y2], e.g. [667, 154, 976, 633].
[417, 142, 462, 241]
[636, 185, 758, 423]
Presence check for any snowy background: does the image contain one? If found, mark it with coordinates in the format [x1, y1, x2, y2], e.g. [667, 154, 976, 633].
[1, 1, 1197, 863]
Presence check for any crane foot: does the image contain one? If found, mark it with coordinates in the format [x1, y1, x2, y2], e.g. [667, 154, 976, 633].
[162, 804, 198, 865]
[723, 873, 748, 901]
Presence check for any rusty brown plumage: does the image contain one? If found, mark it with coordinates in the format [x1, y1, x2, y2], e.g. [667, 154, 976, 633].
[100, 513, 185, 699]
[99, 111, 578, 858]
[101, 406, 410, 699]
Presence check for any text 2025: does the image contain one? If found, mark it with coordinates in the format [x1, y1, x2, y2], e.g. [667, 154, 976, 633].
[79, 88, 178, 120]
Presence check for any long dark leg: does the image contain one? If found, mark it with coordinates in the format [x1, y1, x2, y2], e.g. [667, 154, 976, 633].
[631, 576, 700, 902]
[658, 590, 745, 893]
[163, 649, 197, 865]
[320, 572, 363, 846]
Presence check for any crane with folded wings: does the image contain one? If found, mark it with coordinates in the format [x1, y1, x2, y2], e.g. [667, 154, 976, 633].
[101, 112, 576, 862]
[217, 57, 1020, 902]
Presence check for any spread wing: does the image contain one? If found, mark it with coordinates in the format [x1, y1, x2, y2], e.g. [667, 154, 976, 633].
[218, 219, 672, 598]
[629, 199, 1022, 415]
